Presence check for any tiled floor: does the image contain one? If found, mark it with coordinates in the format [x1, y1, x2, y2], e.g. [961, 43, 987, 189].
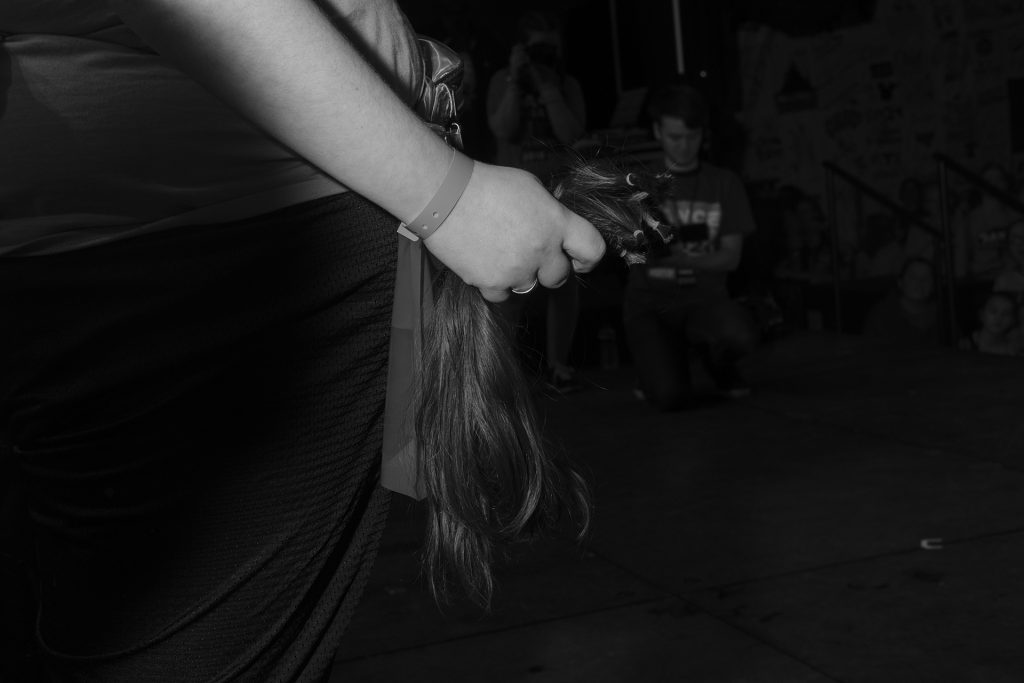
[330, 332, 1024, 682]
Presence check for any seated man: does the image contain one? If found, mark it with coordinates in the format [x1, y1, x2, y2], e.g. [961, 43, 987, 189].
[625, 84, 759, 410]
[862, 257, 941, 347]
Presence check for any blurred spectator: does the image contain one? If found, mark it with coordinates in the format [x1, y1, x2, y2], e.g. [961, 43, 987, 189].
[486, 9, 586, 179]
[486, 9, 588, 391]
[774, 187, 834, 283]
[962, 163, 1017, 281]
[624, 84, 759, 410]
[993, 219, 1024, 298]
[862, 258, 940, 347]
[960, 291, 1021, 356]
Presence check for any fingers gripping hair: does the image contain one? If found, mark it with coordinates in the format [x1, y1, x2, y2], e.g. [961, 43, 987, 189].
[552, 158, 675, 264]
[415, 158, 667, 607]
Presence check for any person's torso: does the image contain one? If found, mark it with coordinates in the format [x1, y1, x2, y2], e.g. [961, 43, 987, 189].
[628, 162, 749, 295]
[492, 71, 575, 181]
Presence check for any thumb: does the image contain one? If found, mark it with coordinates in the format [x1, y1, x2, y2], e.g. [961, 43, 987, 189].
[479, 286, 510, 304]
[561, 213, 606, 274]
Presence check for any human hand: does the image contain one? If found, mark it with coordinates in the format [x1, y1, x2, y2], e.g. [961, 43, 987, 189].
[528, 63, 561, 94]
[509, 44, 529, 79]
[423, 161, 606, 302]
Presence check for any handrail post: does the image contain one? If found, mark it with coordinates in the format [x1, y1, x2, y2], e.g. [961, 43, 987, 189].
[936, 159, 959, 346]
[825, 166, 844, 333]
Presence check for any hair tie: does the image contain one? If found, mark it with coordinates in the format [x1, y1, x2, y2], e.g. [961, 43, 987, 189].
[651, 223, 673, 243]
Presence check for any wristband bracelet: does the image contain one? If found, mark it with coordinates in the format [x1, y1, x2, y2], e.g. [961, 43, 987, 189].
[397, 149, 474, 242]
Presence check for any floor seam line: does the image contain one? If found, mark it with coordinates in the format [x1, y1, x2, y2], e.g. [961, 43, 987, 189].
[333, 595, 668, 663]
[581, 545, 848, 682]
[745, 399, 1024, 472]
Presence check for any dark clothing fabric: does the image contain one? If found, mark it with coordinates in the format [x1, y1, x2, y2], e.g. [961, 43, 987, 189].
[862, 292, 940, 347]
[0, 192, 396, 682]
[629, 163, 757, 296]
[624, 288, 758, 411]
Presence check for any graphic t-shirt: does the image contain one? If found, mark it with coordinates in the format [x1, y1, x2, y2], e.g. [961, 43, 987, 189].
[630, 162, 756, 294]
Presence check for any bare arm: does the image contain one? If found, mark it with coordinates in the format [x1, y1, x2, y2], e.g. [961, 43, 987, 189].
[487, 68, 523, 140]
[536, 75, 586, 145]
[107, 0, 605, 301]
[108, 0, 449, 225]
[487, 46, 585, 146]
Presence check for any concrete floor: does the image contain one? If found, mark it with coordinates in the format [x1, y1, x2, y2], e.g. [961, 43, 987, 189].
[330, 331, 1024, 683]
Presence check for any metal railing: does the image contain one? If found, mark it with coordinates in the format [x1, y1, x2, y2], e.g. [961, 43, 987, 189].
[822, 162, 949, 340]
[935, 153, 1024, 342]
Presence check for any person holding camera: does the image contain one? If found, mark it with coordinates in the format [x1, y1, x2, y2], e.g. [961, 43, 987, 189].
[625, 84, 759, 410]
[486, 10, 588, 391]
[486, 10, 586, 180]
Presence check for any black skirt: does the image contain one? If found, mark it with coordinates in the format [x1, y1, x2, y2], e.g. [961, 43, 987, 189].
[0, 192, 397, 682]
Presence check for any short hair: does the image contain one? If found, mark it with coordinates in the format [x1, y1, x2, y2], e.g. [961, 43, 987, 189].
[517, 10, 561, 42]
[647, 84, 709, 130]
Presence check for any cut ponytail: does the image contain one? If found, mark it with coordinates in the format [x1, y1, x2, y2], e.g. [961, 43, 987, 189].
[415, 158, 670, 606]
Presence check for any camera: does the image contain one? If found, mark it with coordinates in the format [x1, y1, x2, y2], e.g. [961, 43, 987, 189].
[524, 42, 558, 69]
[517, 42, 560, 93]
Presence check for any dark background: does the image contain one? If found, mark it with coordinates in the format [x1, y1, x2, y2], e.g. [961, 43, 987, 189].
[399, 0, 878, 140]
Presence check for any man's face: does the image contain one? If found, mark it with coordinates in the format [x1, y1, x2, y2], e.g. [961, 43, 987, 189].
[981, 297, 1015, 335]
[524, 30, 561, 68]
[654, 116, 703, 172]
[899, 261, 934, 302]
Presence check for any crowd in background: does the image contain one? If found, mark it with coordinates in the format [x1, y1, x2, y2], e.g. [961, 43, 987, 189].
[424, 5, 1024, 384]
[764, 163, 1024, 356]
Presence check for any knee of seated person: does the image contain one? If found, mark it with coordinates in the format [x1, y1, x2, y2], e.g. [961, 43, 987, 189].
[732, 323, 760, 355]
[721, 312, 760, 354]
